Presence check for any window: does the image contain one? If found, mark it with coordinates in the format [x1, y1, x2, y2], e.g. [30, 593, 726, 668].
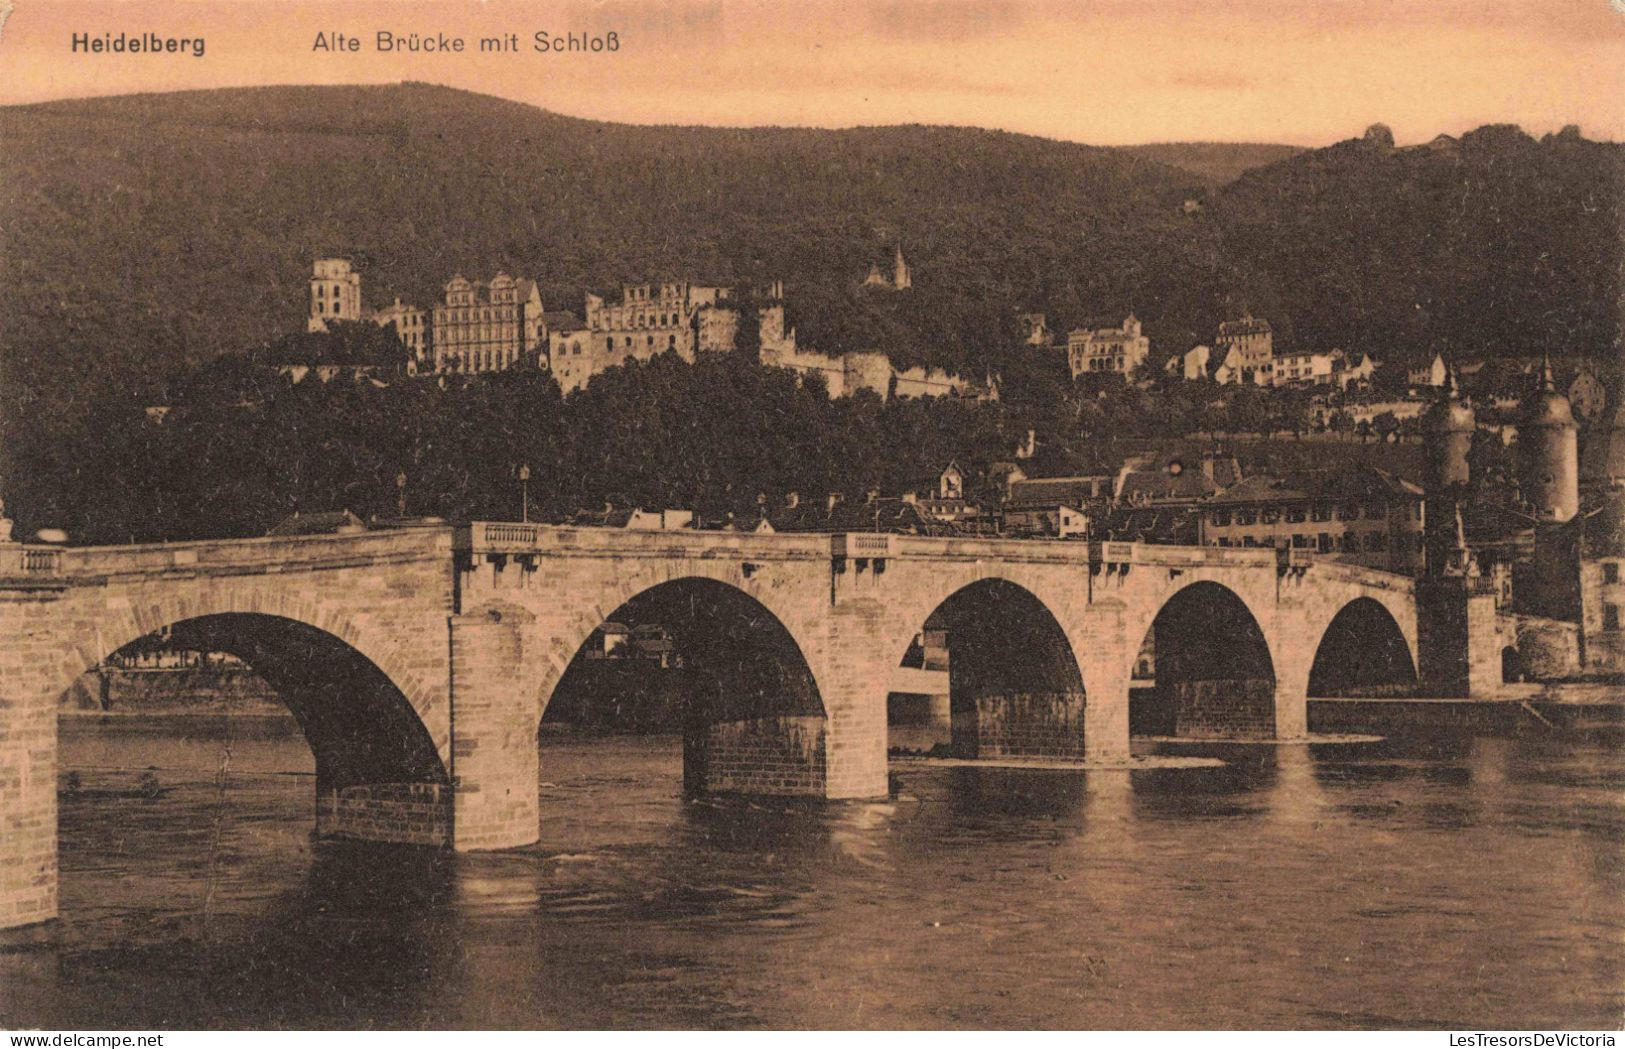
[1286, 508, 1307, 524]
[1605, 562, 1620, 585]
[1311, 504, 1332, 522]
[1261, 508, 1280, 524]
[1338, 503, 1359, 521]
[1605, 604, 1621, 631]
[1318, 533, 1333, 552]
[1236, 510, 1257, 526]
[1212, 511, 1232, 527]
[1292, 534, 1312, 548]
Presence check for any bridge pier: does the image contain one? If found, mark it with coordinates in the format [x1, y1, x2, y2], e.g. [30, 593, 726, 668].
[0, 591, 62, 932]
[449, 605, 541, 850]
[1416, 577, 1502, 697]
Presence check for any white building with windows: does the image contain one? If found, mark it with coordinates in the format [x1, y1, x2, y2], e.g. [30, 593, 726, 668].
[1067, 315, 1150, 378]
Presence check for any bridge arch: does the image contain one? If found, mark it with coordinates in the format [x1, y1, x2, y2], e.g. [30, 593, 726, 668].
[59, 607, 453, 846]
[51, 585, 450, 767]
[1308, 597, 1418, 696]
[538, 572, 829, 796]
[1130, 580, 1279, 739]
[889, 576, 1090, 760]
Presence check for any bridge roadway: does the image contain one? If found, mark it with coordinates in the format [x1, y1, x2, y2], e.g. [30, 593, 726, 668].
[0, 520, 1498, 931]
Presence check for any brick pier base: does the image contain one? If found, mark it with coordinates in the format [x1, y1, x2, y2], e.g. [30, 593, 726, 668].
[685, 715, 828, 795]
[1170, 678, 1278, 739]
[316, 783, 452, 846]
[953, 691, 1087, 760]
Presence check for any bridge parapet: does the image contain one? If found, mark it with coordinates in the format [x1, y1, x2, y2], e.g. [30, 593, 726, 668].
[11, 526, 455, 582]
[13, 545, 63, 575]
[460, 522, 830, 561]
[1304, 558, 1417, 594]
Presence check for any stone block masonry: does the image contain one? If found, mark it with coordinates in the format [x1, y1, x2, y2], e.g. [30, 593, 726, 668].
[1172, 679, 1276, 738]
[693, 716, 827, 795]
[955, 691, 1086, 759]
[316, 783, 451, 846]
[450, 605, 541, 850]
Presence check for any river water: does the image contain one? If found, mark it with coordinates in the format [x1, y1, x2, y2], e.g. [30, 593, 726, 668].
[2, 717, 1621, 1030]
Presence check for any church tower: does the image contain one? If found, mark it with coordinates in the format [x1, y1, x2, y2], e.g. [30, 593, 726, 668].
[892, 245, 911, 290]
[1518, 353, 1580, 523]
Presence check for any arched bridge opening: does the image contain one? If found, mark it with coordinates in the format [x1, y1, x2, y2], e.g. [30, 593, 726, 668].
[1131, 582, 1277, 740]
[544, 579, 829, 796]
[70, 613, 451, 847]
[1308, 598, 1418, 697]
[898, 579, 1088, 761]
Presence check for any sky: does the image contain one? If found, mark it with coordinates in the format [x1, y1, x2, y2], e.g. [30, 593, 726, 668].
[0, 0, 1620, 146]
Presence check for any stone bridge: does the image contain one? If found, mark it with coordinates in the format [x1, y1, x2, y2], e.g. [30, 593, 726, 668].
[0, 521, 1496, 931]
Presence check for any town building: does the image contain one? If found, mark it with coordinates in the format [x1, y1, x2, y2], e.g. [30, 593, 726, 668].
[1067, 315, 1150, 378]
[1334, 351, 1379, 390]
[1114, 453, 1242, 507]
[1272, 349, 1337, 386]
[899, 462, 978, 523]
[1001, 475, 1112, 538]
[758, 491, 966, 536]
[1198, 466, 1425, 574]
[1408, 352, 1448, 390]
[1166, 344, 1212, 381]
[431, 273, 546, 375]
[1213, 315, 1274, 385]
[760, 343, 994, 403]
[1579, 494, 1625, 671]
[567, 505, 696, 530]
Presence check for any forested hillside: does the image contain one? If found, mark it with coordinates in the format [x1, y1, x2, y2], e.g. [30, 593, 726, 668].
[3, 85, 1618, 405]
[0, 82, 1205, 399]
[1, 85, 1620, 540]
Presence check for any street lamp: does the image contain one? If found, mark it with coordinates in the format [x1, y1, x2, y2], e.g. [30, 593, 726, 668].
[518, 464, 531, 524]
[395, 471, 407, 519]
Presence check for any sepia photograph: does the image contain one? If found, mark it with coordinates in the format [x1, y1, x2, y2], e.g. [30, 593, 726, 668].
[0, 0, 1621, 1035]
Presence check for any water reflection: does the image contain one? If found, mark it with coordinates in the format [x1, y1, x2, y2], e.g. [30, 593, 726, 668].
[3, 718, 1619, 1030]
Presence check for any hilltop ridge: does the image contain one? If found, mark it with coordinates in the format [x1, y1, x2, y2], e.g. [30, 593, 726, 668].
[1, 83, 1618, 408]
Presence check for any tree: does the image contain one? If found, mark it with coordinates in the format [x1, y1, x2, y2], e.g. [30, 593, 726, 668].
[1372, 410, 1400, 444]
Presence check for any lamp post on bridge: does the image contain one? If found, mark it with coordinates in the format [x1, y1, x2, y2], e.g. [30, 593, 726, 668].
[518, 464, 531, 524]
[395, 471, 407, 519]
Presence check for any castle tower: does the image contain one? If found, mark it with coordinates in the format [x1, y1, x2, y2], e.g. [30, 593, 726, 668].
[1518, 353, 1580, 523]
[1420, 366, 1477, 576]
[308, 258, 363, 333]
[892, 246, 911, 290]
